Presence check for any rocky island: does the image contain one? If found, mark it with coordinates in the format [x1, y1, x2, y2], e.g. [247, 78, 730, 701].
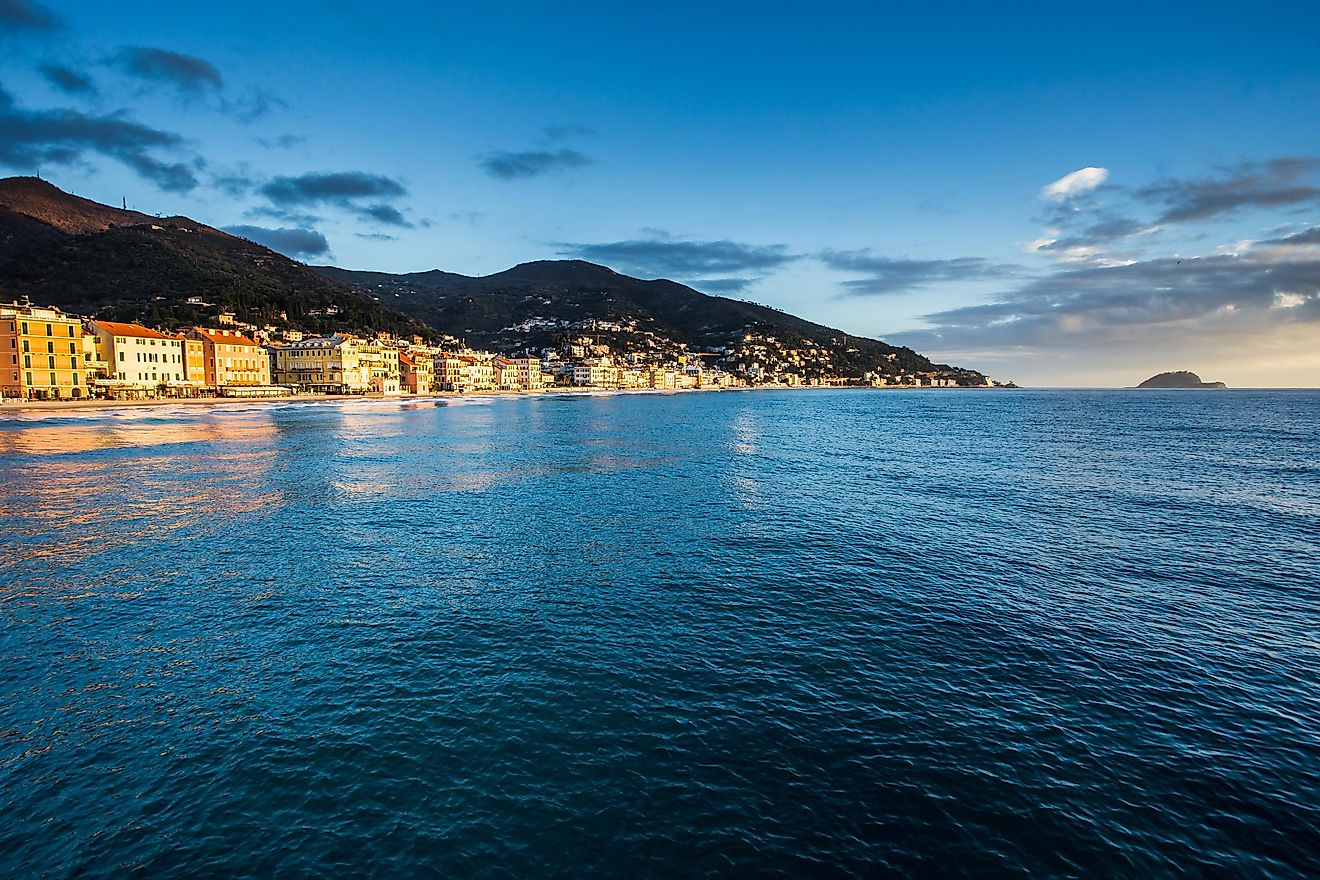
[1136, 371, 1227, 389]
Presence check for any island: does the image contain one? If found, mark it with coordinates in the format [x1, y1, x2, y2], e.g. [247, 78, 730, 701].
[1136, 371, 1227, 389]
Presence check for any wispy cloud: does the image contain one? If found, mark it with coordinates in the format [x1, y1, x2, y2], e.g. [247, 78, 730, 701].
[541, 124, 597, 143]
[256, 133, 305, 150]
[561, 236, 798, 287]
[223, 224, 331, 259]
[0, 84, 199, 191]
[39, 63, 96, 96]
[258, 170, 412, 226]
[820, 249, 1018, 295]
[114, 47, 223, 92]
[896, 250, 1320, 355]
[478, 149, 592, 180]
[0, 0, 62, 34]
[1042, 166, 1109, 200]
[1135, 158, 1320, 224]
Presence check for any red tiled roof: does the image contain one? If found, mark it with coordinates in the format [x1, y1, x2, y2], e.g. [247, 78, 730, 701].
[91, 320, 171, 340]
[191, 327, 260, 347]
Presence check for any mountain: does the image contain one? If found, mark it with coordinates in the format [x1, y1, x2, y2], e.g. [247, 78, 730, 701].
[316, 261, 977, 379]
[0, 177, 432, 338]
[0, 177, 989, 382]
[1137, 371, 1227, 389]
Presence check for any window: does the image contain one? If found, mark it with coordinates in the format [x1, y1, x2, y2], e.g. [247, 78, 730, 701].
[70, 357, 78, 370]
[46, 341, 53, 353]
[23, 355, 30, 368]
[47, 356, 55, 369]
[68, 326, 75, 337]
[45, 324, 52, 336]
[69, 342, 76, 354]
[72, 374, 79, 385]
[25, 371, 32, 385]
[118, 351, 125, 362]
[20, 322, 28, 334]
[21, 339, 28, 353]
[48, 372, 56, 386]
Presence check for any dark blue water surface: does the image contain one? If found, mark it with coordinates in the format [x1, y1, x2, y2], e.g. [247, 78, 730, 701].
[1, 389, 1317, 878]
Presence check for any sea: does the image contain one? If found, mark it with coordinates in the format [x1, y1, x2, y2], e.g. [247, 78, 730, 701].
[1, 388, 1316, 878]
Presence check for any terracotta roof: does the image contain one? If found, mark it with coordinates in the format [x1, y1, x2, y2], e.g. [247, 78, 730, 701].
[91, 320, 171, 340]
[191, 327, 260, 347]
[399, 352, 416, 366]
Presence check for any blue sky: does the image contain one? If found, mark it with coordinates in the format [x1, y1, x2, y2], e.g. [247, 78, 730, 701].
[2, 0, 1319, 385]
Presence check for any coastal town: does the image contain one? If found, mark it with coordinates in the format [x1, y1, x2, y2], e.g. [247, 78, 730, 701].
[1, 298, 1000, 402]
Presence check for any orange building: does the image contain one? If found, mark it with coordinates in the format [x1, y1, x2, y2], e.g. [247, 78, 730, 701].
[188, 327, 270, 388]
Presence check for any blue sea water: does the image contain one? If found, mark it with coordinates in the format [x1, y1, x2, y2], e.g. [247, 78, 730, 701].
[0, 388, 1317, 878]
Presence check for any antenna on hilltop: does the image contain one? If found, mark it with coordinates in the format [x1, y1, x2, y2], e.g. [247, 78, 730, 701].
[122, 197, 127, 210]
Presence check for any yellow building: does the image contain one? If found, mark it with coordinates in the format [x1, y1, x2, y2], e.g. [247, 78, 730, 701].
[188, 327, 270, 388]
[1, 301, 92, 399]
[178, 335, 208, 391]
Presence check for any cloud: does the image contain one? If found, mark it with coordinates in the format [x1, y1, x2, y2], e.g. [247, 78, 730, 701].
[256, 133, 305, 150]
[479, 149, 592, 180]
[115, 47, 223, 92]
[1263, 226, 1320, 246]
[356, 232, 398, 241]
[1043, 166, 1109, 200]
[222, 224, 330, 259]
[260, 170, 406, 206]
[0, 0, 62, 33]
[819, 249, 1018, 295]
[895, 251, 1320, 356]
[1136, 158, 1320, 224]
[225, 87, 286, 123]
[357, 203, 412, 227]
[257, 170, 411, 226]
[692, 278, 755, 293]
[561, 237, 799, 282]
[542, 124, 597, 143]
[39, 63, 96, 95]
[0, 84, 199, 191]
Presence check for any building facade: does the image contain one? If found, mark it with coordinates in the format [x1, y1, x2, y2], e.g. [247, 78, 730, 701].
[88, 320, 187, 397]
[1, 302, 91, 399]
[188, 328, 270, 388]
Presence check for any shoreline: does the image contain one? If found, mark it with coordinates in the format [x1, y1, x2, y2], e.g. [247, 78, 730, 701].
[0, 382, 1013, 417]
[0, 384, 788, 415]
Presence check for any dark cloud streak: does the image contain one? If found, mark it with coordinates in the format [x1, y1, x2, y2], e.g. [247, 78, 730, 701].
[562, 238, 798, 280]
[1136, 158, 1320, 225]
[258, 171, 411, 227]
[0, 85, 198, 191]
[223, 224, 331, 259]
[820, 249, 1017, 295]
[115, 47, 224, 92]
[39, 64, 96, 95]
[479, 149, 592, 179]
[0, 0, 62, 33]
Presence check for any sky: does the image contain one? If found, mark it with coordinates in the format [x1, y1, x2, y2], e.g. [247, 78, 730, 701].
[2, 0, 1319, 386]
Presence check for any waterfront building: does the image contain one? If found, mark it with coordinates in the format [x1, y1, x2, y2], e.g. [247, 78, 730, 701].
[355, 337, 401, 395]
[271, 335, 367, 393]
[508, 357, 542, 390]
[400, 352, 433, 395]
[1, 302, 93, 399]
[178, 335, 208, 393]
[88, 320, 187, 397]
[188, 327, 271, 388]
